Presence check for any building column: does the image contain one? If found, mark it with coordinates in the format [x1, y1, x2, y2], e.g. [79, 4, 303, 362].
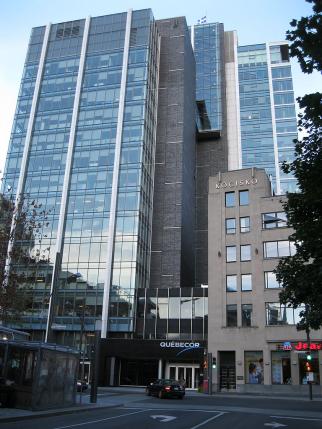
[158, 359, 163, 379]
[101, 9, 133, 339]
[109, 357, 116, 386]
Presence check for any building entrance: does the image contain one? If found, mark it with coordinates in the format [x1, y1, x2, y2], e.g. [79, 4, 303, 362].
[166, 364, 200, 389]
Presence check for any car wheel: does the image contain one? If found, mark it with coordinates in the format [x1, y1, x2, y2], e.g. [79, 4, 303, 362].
[178, 395, 184, 399]
[158, 390, 164, 399]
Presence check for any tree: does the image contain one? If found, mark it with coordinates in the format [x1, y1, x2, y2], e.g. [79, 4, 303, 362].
[275, 0, 322, 331]
[0, 193, 51, 326]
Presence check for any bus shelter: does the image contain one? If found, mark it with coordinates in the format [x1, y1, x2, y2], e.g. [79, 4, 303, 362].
[0, 340, 78, 410]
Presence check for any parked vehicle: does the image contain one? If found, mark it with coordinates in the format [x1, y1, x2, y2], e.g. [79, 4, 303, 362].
[146, 379, 185, 399]
[76, 380, 88, 392]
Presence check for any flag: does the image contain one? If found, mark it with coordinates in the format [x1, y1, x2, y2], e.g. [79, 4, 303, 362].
[197, 16, 207, 24]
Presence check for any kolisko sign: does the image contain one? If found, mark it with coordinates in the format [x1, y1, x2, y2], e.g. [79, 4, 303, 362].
[215, 178, 258, 189]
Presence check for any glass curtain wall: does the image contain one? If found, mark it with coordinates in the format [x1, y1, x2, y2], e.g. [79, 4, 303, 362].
[192, 23, 223, 130]
[269, 44, 298, 193]
[238, 45, 276, 189]
[3, 21, 85, 333]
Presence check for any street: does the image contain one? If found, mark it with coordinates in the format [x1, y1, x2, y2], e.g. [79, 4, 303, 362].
[1, 389, 322, 429]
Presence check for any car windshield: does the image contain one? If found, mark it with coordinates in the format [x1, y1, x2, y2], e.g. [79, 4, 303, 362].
[161, 379, 178, 385]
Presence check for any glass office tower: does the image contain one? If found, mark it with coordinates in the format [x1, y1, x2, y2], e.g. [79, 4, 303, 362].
[191, 23, 224, 131]
[2, 9, 160, 344]
[238, 42, 297, 194]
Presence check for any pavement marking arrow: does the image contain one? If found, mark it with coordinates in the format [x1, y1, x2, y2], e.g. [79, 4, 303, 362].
[264, 423, 287, 428]
[150, 415, 177, 423]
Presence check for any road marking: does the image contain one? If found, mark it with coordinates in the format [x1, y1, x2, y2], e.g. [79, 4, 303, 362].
[151, 415, 177, 422]
[52, 409, 149, 429]
[188, 412, 226, 429]
[271, 415, 322, 422]
[124, 407, 227, 413]
[264, 423, 286, 428]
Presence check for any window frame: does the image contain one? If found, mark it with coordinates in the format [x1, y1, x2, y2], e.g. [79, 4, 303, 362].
[225, 218, 236, 235]
[241, 274, 252, 291]
[240, 216, 250, 233]
[239, 190, 249, 206]
[226, 246, 237, 263]
[240, 244, 251, 261]
[225, 191, 235, 208]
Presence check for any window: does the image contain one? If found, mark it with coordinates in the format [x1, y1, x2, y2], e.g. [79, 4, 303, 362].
[226, 246, 237, 262]
[226, 275, 237, 292]
[264, 271, 281, 289]
[239, 190, 249, 206]
[264, 241, 296, 258]
[241, 274, 252, 291]
[262, 212, 287, 229]
[245, 351, 264, 384]
[226, 218, 236, 234]
[271, 351, 291, 385]
[240, 216, 250, 233]
[242, 304, 252, 327]
[241, 245, 251, 261]
[227, 304, 237, 327]
[265, 303, 305, 325]
[225, 192, 235, 207]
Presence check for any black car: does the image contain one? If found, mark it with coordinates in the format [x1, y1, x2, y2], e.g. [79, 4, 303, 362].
[146, 379, 185, 399]
[76, 380, 88, 392]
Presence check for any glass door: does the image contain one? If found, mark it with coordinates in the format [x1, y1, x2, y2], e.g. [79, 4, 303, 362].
[167, 364, 200, 389]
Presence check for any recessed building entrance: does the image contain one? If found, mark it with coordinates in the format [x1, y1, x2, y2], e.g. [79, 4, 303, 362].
[166, 364, 200, 389]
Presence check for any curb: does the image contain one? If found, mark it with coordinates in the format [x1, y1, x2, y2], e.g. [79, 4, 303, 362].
[0, 403, 122, 423]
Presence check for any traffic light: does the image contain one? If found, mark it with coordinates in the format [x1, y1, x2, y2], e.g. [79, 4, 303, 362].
[306, 352, 312, 361]
[212, 357, 217, 369]
[305, 361, 312, 372]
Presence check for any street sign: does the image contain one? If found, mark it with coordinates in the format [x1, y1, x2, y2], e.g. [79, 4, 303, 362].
[150, 415, 177, 423]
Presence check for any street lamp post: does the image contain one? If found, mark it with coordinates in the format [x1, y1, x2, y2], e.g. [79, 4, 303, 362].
[90, 320, 101, 403]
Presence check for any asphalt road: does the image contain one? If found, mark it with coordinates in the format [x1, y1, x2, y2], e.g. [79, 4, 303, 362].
[2, 390, 322, 429]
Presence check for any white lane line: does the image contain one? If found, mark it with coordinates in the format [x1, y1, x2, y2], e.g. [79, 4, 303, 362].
[271, 415, 322, 422]
[52, 409, 149, 429]
[124, 407, 227, 413]
[188, 412, 226, 429]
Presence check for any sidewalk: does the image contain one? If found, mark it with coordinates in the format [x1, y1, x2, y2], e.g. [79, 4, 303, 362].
[0, 387, 147, 422]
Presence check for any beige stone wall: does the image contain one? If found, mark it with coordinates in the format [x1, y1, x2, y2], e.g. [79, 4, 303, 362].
[208, 167, 322, 393]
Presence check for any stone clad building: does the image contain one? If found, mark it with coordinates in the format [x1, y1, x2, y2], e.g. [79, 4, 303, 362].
[208, 168, 322, 393]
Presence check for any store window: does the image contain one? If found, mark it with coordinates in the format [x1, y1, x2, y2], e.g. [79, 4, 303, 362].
[271, 351, 291, 384]
[299, 352, 320, 385]
[244, 351, 264, 384]
[226, 304, 237, 327]
[240, 216, 250, 233]
[226, 218, 236, 234]
[239, 190, 249, 206]
[225, 192, 235, 207]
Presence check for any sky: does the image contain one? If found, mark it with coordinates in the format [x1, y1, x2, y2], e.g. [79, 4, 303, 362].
[0, 0, 320, 174]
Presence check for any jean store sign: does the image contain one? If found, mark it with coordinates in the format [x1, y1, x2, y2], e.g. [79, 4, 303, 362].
[282, 341, 322, 351]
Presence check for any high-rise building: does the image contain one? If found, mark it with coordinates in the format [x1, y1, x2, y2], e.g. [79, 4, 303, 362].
[2, 8, 299, 388]
[238, 42, 298, 194]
